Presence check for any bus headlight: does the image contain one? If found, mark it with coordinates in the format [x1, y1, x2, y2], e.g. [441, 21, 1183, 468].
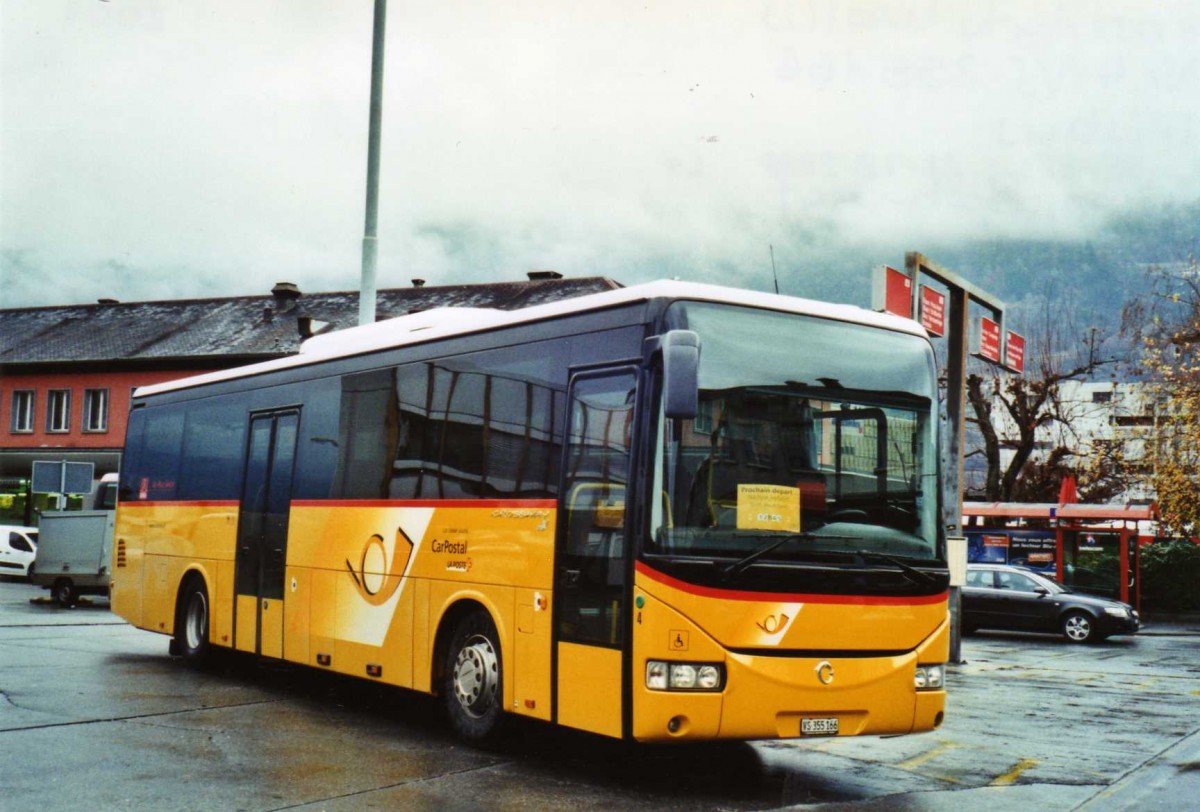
[646, 660, 725, 692]
[914, 664, 944, 691]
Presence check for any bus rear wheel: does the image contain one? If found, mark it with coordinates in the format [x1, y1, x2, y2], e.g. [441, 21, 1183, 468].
[443, 612, 504, 745]
[175, 579, 212, 665]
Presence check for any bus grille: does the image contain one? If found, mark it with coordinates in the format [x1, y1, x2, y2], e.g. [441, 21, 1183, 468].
[116, 540, 127, 568]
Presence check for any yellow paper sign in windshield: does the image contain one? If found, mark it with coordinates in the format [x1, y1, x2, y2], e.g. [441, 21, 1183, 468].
[737, 484, 801, 532]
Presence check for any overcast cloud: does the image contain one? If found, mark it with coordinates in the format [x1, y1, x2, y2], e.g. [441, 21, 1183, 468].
[2, 1, 1198, 308]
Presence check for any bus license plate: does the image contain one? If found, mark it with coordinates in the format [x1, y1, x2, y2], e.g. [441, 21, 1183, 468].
[801, 717, 839, 736]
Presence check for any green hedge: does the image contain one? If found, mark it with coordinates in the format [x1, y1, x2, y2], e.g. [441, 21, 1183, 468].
[1139, 540, 1200, 611]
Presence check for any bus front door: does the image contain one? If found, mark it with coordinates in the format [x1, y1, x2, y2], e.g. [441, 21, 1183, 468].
[554, 368, 637, 739]
[234, 410, 299, 658]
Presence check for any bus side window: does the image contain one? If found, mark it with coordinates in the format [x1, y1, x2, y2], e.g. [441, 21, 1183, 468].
[119, 408, 147, 502]
[139, 405, 186, 501]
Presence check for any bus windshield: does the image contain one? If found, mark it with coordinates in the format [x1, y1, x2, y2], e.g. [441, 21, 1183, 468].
[649, 301, 941, 574]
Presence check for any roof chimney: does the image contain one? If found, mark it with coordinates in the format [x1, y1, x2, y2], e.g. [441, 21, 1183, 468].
[271, 281, 302, 313]
[412, 278, 426, 288]
[527, 270, 563, 281]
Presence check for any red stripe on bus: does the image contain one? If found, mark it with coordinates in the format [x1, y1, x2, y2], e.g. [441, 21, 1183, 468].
[289, 499, 558, 509]
[635, 561, 948, 606]
[120, 498, 556, 509]
[121, 501, 238, 508]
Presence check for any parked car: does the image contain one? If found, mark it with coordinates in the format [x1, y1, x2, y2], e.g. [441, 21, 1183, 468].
[1007, 557, 1057, 578]
[0, 525, 39, 578]
[962, 563, 1139, 643]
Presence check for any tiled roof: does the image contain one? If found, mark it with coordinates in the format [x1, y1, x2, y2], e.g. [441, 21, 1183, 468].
[0, 277, 622, 366]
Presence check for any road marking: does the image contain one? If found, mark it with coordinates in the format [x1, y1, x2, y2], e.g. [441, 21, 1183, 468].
[991, 757, 1038, 786]
[897, 740, 956, 770]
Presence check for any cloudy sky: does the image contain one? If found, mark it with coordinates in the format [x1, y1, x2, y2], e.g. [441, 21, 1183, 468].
[3, 1, 1198, 309]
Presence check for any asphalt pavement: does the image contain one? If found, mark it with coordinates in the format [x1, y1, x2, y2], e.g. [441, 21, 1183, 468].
[2, 576, 1198, 811]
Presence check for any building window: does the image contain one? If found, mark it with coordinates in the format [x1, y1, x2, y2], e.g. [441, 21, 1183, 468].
[46, 389, 71, 433]
[1092, 391, 1113, 404]
[83, 389, 110, 433]
[11, 391, 35, 433]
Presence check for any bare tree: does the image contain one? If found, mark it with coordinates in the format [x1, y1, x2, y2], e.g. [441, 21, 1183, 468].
[963, 299, 1118, 502]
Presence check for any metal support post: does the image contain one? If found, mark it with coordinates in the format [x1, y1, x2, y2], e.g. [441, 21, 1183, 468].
[358, 0, 388, 327]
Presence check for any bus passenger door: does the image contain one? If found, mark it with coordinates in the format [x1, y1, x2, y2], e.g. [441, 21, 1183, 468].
[234, 410, 299, 658]
[555, 368, 637, 739]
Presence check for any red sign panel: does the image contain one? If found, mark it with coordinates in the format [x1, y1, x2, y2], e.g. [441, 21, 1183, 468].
[883, 266, 913, 319]
[919, 286, 945, 337]
[1005, 331, 1025, 374]
[978, 316, 1001, 363]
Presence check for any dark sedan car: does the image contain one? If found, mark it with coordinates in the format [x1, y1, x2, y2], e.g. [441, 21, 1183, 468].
[962, 564, 1139, 643]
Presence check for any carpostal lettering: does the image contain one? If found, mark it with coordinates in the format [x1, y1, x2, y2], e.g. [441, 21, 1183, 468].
[431, 539, 469, 555]
[491, 508, 550, 519]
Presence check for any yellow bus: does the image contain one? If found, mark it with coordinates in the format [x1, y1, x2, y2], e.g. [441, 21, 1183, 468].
[112, 280, 948, 744]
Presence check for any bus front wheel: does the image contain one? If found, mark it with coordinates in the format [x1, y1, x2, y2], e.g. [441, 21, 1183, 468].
[175, 578, 212, 665]
[442, 612, 504, 745]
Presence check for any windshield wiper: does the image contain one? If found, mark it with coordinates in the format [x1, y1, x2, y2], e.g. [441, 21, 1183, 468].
[721, 532, 854, 579]
[857, 550, 939, 588]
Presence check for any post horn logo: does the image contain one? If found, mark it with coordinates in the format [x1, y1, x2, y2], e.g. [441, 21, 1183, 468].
[756, 613, 791, 635]
[346, 527, 415, 606]
[815, 660, 835, 685]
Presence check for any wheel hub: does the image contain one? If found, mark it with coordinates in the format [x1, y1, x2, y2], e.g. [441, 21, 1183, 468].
[452, 634, 498, 718]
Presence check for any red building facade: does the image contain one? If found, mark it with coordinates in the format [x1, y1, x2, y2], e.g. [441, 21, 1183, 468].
[3, 367, 194, 460]
[0, 276, 619, 523]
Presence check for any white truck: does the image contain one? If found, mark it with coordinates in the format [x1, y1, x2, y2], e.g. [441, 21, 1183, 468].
[30, 474, 118, 606]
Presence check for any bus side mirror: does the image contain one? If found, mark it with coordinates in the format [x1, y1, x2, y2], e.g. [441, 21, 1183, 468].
[660, 330, 700, 419]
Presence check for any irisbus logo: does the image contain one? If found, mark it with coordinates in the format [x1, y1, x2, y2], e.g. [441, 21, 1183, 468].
[346, 528, 414, 606]
[815, 660, 835, 685]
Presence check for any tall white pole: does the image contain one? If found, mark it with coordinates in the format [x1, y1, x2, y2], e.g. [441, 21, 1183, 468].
[359, 0, 387, 326]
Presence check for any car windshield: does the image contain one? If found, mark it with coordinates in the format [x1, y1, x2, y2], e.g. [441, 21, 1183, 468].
[648, 301, 941, 571]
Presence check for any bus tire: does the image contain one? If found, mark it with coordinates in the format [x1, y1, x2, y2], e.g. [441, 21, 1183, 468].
[53, 578, 77, 608]
[176, 578, 212, 665]
[443, 611, 504, 745]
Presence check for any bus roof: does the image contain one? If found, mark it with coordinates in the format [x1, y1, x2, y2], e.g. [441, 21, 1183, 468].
[135, 280, 927, 398]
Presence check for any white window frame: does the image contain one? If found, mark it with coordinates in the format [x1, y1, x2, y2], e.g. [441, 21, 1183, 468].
[46, 389, 72, 433]
[11, 390, 35, 433]
[83, 388, 110, 433]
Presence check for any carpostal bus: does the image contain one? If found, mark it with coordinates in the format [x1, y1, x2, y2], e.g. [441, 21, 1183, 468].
[112, 280, 949, 744]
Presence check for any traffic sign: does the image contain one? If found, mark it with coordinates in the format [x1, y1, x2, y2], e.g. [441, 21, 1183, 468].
[976, 316, 1001, 363]
[1005, 331, 1025, 373]
[31, 460, 95, 495]
[920, 285, 946, 337]
[872, 265, 914, 319]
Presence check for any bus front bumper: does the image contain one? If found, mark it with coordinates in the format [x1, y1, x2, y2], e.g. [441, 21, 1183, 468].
[633, 637, 947, 742]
